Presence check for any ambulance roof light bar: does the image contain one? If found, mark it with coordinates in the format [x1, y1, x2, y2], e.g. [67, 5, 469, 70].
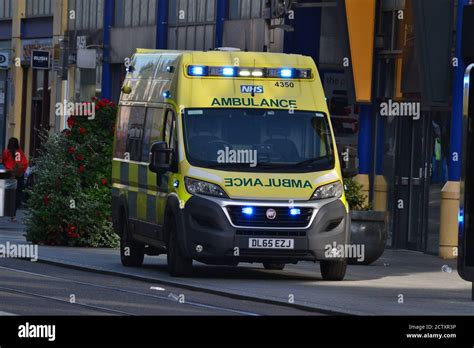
[187, 65, 312, 79]
[189, 66, 207, 76]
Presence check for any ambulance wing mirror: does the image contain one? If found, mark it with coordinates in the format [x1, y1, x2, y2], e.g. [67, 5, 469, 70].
[149, 141, 173, 175]
[340, 146, 358, 178]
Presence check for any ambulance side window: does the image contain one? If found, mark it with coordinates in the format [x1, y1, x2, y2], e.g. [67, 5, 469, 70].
[125, 107, 146, 162]
[163, 110, 177, 150]
[142, 108, 165, 162]
[114, 106, 131, 159]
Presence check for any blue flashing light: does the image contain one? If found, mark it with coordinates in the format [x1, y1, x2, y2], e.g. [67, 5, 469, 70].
[189, 66, 207, 76]
[222, 67, 236, 76]
[242, 207, 254, 216]
[280, 68, 295, 78]
[459, 210, 464, 225]
[290, 208, 301, 216]
[162, 91, 171, 98]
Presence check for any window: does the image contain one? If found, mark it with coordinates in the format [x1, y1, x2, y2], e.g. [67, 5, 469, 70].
[142, 108, 165, 162]
[116, 106, 167, 163]
[126, 107, 147, 162]
[0, 0, 12, 19]
[114, 106, 147, 162]
[26, 0, 53, 17]
[164, 110, 177, 150]
[114, 106, 131, 159]
[114, 0, 156, 27]
[168, 0, 216, 50]
[69, 0, 104, 30]
[182, 109, 335, 173]
[229, 0, 265, 20]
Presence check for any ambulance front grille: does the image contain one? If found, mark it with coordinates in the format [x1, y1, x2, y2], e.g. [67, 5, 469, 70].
[236, 230, 306, 237]
[226, 206, 313, 228]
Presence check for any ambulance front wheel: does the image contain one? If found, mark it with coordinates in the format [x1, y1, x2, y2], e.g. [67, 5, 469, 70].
[120, 217, 145, 267]
[166, 216, 193, 277]
[320, 259, 347, 281]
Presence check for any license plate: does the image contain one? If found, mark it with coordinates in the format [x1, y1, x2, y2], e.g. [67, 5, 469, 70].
[248, 238, 294, 249]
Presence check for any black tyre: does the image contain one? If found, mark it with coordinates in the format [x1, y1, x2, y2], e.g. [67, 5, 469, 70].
[320, 259, 347, 281]
[120, 217, 144, 267]
[263, 263, 285, 270]
[167, 217, 193, 277]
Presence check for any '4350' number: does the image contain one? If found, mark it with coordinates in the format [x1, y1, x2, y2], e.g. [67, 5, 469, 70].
[275, 81, 295, 88]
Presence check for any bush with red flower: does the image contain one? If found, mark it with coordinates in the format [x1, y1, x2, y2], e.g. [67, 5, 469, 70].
[25, 98, 119, 248]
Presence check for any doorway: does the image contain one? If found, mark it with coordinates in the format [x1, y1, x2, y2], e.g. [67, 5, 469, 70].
[29, 69, 50, 158]
[390, 110, 450, 253]
[392, 114, 429, 251]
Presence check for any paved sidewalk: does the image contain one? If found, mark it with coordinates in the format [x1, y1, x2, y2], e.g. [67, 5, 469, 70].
[0, 210, 473, 315]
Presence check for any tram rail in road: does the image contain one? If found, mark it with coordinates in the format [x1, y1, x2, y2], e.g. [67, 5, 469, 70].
[0, 259, 334, 316]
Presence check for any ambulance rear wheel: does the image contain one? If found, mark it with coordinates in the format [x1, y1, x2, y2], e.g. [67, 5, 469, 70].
[263, 263, 285, 270]
[320, 259, 347, 281]
[167, 217, 193, 277]
[120, 218, 145, 267]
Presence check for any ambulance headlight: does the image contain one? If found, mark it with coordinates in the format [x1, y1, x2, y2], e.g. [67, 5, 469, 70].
[312, 181, 343, 200]
[185, 177, 228, 198]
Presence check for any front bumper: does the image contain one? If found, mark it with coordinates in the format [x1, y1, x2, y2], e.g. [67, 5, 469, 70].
[177, 195, 350, 263]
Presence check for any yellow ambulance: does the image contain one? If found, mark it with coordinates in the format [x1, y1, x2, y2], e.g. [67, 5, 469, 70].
[112, 49, 350, 280]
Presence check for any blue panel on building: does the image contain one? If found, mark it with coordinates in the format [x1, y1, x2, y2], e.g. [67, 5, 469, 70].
[0, 20, 12, 40]
[284, 6, 322, 63]
[156, 0, 169, 49]
[21, 17, 53, 39]
[215, 0, 228, 48]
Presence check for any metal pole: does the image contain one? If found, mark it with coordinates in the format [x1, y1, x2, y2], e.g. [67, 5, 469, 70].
[101, 0, 114, 100]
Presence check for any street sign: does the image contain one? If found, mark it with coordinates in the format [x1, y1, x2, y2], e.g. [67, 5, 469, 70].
[77, 48, 97, 69]
[0, 52, 9, 69]
[31, 50, 50, 70]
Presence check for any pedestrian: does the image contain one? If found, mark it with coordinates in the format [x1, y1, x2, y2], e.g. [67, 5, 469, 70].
[2, 138, 28, 222]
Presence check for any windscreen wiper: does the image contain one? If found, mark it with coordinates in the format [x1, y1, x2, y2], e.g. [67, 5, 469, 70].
[206, 163, 249, 170]
[254, 156, 331, 170]
[291, 155, 332, 168]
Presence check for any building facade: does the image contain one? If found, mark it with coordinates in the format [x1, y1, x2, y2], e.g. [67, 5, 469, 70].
[0, 0, 471, 259]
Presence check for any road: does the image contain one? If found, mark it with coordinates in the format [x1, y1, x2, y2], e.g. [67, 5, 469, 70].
[0, 258, 319, 316]
[0, 213, 472, 316]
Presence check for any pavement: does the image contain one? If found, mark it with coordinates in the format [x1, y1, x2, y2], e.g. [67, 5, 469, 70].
[0, 210, 473, 316]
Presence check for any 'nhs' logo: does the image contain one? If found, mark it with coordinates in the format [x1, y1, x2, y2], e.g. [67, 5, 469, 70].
[240, 85, 264, 94]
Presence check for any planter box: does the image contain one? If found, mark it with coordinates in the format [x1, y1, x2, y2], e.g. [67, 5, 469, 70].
[349, 210, 388, 265]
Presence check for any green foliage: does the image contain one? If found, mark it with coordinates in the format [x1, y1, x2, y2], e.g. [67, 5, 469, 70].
[25, 99, 119, 248]
[343, 178, 371, 211]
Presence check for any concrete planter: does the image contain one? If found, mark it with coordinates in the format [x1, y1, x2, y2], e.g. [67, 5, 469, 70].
[348, 211, 388, 265]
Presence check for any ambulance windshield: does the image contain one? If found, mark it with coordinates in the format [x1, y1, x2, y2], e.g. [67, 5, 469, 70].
[183, 109, 335, 173]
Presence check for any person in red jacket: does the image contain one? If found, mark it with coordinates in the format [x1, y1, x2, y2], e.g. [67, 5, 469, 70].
[2, 138, 28, 222]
